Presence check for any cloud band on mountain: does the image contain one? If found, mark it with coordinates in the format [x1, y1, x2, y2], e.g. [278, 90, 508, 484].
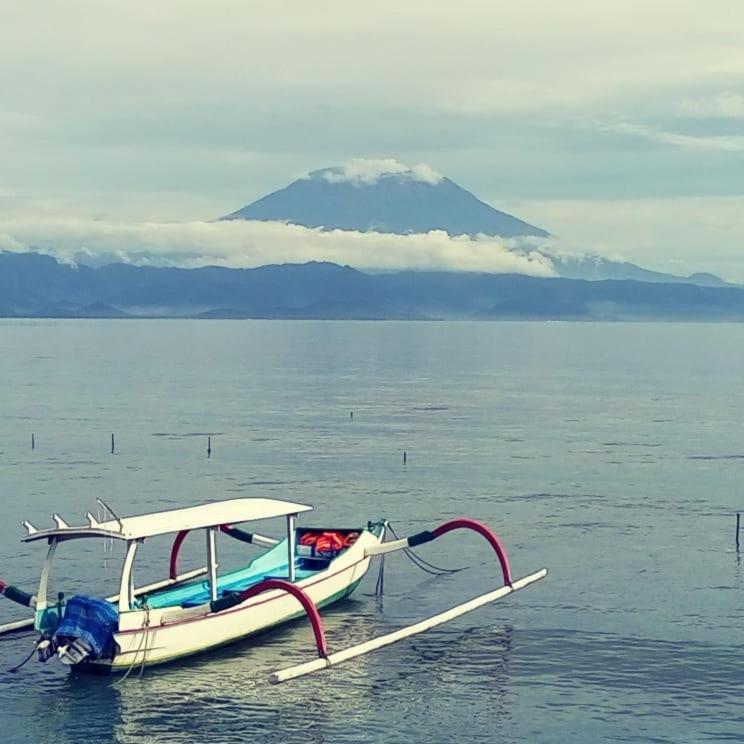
[314, 158, 444, 185]
[0, 217, 556, 276]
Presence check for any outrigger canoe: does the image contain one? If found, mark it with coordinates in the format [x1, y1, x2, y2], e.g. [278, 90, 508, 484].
[0, 498, 547, 682]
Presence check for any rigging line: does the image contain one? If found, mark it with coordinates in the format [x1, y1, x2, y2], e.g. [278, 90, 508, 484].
[391, 527, 467, 573]
[138, 607, 151, 678]
[97, 498, 124, 533]
[5, 642, 38, 674]
[112, 609, 149, 686]
[375, 552, 385, 597]
[388, 524, 451, 574]
[388, 523, 469, 574]
[402, 549, 454, 576]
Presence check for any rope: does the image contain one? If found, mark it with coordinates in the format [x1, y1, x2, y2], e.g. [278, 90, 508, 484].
[138, 608, 151, 678]
[388, 523, 469, 574]
[112, 606, 150, 685]
[373, 522, 470, 596]
[5, 642, 38, 674]
[374, 553, 385, 597]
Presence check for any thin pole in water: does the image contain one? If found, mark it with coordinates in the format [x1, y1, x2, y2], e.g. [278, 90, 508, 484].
[31, 433, 35, 450]
[403, 450, 407, 466]
[111, 433, 116, 455]
[737, 513, 741, 553]
[207, 436, 212, 459]
[350, 411, 354, 421]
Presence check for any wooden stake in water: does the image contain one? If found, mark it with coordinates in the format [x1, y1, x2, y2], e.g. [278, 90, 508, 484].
[111, 433, 116, 455]
[403, 450, 407, 466]
[31, 433, 35, 450]
[207, 436, 212, 459]
[350, 411, 354, 421]
[737, 513, 741, 552]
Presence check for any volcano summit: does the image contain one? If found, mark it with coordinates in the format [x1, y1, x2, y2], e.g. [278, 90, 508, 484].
[221, 159, 549, 239]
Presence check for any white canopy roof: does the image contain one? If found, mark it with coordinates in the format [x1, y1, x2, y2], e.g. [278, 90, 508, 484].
[21, 498, 312, 543]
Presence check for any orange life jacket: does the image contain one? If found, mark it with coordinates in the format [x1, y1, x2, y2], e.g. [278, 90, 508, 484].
[299, 530, 359, 554]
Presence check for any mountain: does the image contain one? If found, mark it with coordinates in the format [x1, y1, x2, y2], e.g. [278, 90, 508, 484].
[548, 254, 735, 286]
[221, 166, 549, 239]
[0, 251, 98, 306]
[3, 251, 744, 321]
[220, 162, 730, 287]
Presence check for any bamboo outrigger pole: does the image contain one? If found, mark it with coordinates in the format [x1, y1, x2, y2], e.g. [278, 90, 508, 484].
[269, 567, 547, 684]
[0, 566, 209, 637]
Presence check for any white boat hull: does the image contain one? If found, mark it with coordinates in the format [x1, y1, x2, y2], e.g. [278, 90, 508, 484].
[83, 530, 380, 672]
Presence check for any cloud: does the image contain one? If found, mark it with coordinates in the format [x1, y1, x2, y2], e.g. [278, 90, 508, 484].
[605, 121, 744, 152]
[499, 195, 744, 282]
[0, 232, 24, 251]
[0, 217, 555, 276]
[3, 0, 744, 282]
[316, 159, 443, 186]
[0, 2, 742, 212]
[677, 93, 744, 119]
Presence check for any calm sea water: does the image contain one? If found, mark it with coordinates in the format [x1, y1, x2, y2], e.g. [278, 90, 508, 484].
[1, 319, 744, 743]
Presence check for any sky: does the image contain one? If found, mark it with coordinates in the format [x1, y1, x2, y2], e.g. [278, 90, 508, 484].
[1, 1, 743, 278]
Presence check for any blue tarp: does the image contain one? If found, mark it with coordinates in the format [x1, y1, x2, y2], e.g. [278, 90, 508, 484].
[55, 595, 118, 660]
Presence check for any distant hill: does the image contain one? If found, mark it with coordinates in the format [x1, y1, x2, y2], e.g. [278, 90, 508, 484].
[221, 166, 549, 239]
[548, 254, 735, 287]
[2, 251, 744, 321]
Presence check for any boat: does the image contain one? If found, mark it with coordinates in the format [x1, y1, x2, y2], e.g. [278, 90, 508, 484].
[0, 497, 547, 682]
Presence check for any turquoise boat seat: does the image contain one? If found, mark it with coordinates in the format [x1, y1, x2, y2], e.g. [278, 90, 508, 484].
[137, 539, 317, 610]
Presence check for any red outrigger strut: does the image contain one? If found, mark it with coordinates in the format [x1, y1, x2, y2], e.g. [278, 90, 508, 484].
[430, 518, 512, 586]
[234, 579, 328, 658]
[169, 529, 191, 580]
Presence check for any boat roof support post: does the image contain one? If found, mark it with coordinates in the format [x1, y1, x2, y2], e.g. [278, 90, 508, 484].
[118, 541, 139, 613]
[36, 538, 58, 611]
[287, 514, 296, 583]
[206, 527, 218, 603]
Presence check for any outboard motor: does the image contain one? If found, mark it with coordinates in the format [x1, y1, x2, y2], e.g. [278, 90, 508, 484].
[52, 595, 118, 666]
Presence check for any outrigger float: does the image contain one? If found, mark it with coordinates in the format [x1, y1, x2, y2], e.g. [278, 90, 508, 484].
[0, 498, 547, 682]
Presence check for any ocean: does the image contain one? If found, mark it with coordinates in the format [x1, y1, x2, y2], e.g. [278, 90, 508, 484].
[1, 319, 743, 743]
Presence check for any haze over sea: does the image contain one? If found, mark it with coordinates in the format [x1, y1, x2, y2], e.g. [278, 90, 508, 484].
[1, 319, 743, 743]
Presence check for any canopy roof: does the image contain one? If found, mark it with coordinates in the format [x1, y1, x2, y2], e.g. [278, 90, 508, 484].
[21, 498, 312, 543]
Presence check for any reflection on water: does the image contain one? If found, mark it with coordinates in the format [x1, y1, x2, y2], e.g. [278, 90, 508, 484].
[3, 320, 744, 742]
[4, 604, 515, 744]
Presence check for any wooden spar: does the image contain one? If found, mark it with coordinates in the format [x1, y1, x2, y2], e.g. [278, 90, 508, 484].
[364, 538, 409, 556]
[249, 533, 279, 548]
[0, 617, 34, 635]
[269, 567, 548, 684]
[0, 565, 208, 637]
[126, 566, 209, 599]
